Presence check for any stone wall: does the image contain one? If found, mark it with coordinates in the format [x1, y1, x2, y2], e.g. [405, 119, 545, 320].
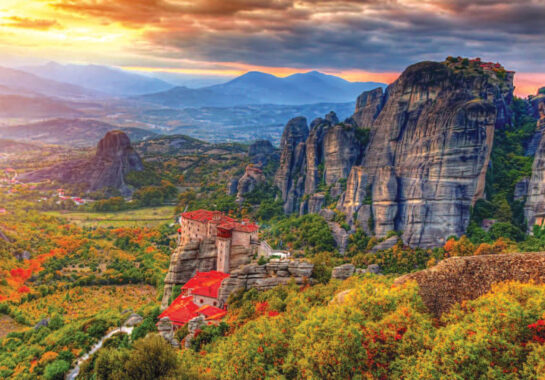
[395, 252, 545, 316]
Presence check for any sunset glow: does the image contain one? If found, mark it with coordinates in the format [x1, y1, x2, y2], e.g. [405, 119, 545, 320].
[0, 0, 543, 96]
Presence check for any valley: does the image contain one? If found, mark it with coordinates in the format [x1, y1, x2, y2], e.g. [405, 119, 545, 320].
[2, 56, 545, 379]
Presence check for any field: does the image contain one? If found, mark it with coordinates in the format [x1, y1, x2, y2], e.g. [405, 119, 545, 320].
[44, 206, 176, 227]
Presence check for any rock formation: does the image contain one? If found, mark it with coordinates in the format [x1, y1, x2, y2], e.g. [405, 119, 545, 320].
[161, 239, 254, 308]
[523, 89, 545, 229]
[331, 263, 355, 280]
[248, 139, 278, 166]
[236, 165, 265, 201]
[157, 317, 180, 347]
[217, 259, 314, 305]
[395, 252, 545, 315]
[19, 130, 143, 196]
[274, 117, 309, 213]
[525, 88, 545, 156]
[525, 131, 545, 229]
[184, 315, 206, 348]
[275, 58, 514, 248]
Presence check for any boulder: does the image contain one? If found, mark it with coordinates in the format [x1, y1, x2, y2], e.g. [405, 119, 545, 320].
[124, 313, 143, 326]
[331, 264, 355, 280]
[34, 318, 50, 330]
[157, 317, 179, 348]
[369, 236, 398, 253]
[185, 315, 206, 348]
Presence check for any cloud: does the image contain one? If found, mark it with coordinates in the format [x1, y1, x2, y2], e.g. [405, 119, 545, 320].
[2, 16, 62, 30]
[45, 0, 545, 74]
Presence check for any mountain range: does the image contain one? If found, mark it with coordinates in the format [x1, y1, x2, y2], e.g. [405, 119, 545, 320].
[21, 62, 173, 96]
[136, 71, 386, 107]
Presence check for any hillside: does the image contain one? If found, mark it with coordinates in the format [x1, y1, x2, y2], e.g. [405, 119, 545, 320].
[0, 118, 156, 147]
[0, 66, 99, 99]
[0, 95, 82, 118]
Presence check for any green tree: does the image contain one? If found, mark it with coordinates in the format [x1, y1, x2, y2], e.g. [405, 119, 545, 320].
[44, 360, 70, 380]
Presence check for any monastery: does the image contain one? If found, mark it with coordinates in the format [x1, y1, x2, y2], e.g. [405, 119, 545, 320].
[161, 210, 260, 326]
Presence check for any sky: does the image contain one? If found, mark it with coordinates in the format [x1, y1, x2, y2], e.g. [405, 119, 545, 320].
[1, 0, 544, 95]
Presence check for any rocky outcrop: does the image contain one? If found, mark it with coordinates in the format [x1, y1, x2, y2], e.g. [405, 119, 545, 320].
[274, 117, 309, 213]
[277, 112, 363, 214]
[353, 87, 384, 128]
[525, 89, 545, 156]
[331, 264, 355, 280]
[327, 221, 350, 254]
[236, 165, 265, 200]
[157, 318, 179, 347]
[248, 139, 278, 166]
[369, 236, 399, 253]
[184, 315, 206, 348]
[395, 252, 545, 316]
[227, 177, 239, 196]
[275, 58, 514, 248]
[525, 131, 545, 229]
[124, 313, 143, 327]
[161, 239, 254, 308]
[217, 259, 314, 305]
[20, 130, 143, 196]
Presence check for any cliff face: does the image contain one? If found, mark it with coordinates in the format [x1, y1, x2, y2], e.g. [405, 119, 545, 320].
[20, 130, 143, 195]
[524, 89, 545, 229]
[274, 117, 309, 213]
[395, 252, 545, 315]
[275, 59, 514, 248]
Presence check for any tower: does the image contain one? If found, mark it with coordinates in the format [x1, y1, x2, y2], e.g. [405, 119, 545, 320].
[216, 227, 232, 273]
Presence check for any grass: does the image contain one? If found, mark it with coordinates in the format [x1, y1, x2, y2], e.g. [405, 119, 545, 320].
[44, 206, 176, 227]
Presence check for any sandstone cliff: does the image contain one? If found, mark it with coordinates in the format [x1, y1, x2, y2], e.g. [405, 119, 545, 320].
[20, 130, 143, 196]
[395, 252, 545, 315]
[275, 58, 514, 248]
[274, 117, 309, 213]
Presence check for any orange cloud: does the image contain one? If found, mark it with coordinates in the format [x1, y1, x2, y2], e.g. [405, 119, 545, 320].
[2, 16, 61, 30]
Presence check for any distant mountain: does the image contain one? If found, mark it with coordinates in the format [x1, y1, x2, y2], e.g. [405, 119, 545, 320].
[21, 62, 174, 96]
[135, 71, 385, 108]
[0, 95, 82, 118]
[0, 66, 99, 99]
[0, 118, 157, 147]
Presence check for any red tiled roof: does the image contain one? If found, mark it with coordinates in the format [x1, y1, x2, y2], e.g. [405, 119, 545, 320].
[182, 271, 230, 298]
[159, 296, 199, 326]
[196, 305, 227, 320]
[181, 209, 259, 233]
[159, 294, 228, 327]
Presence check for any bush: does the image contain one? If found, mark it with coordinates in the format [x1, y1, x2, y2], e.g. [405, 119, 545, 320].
[125, 334, 179, 380]
[44, 359, 70, 380]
